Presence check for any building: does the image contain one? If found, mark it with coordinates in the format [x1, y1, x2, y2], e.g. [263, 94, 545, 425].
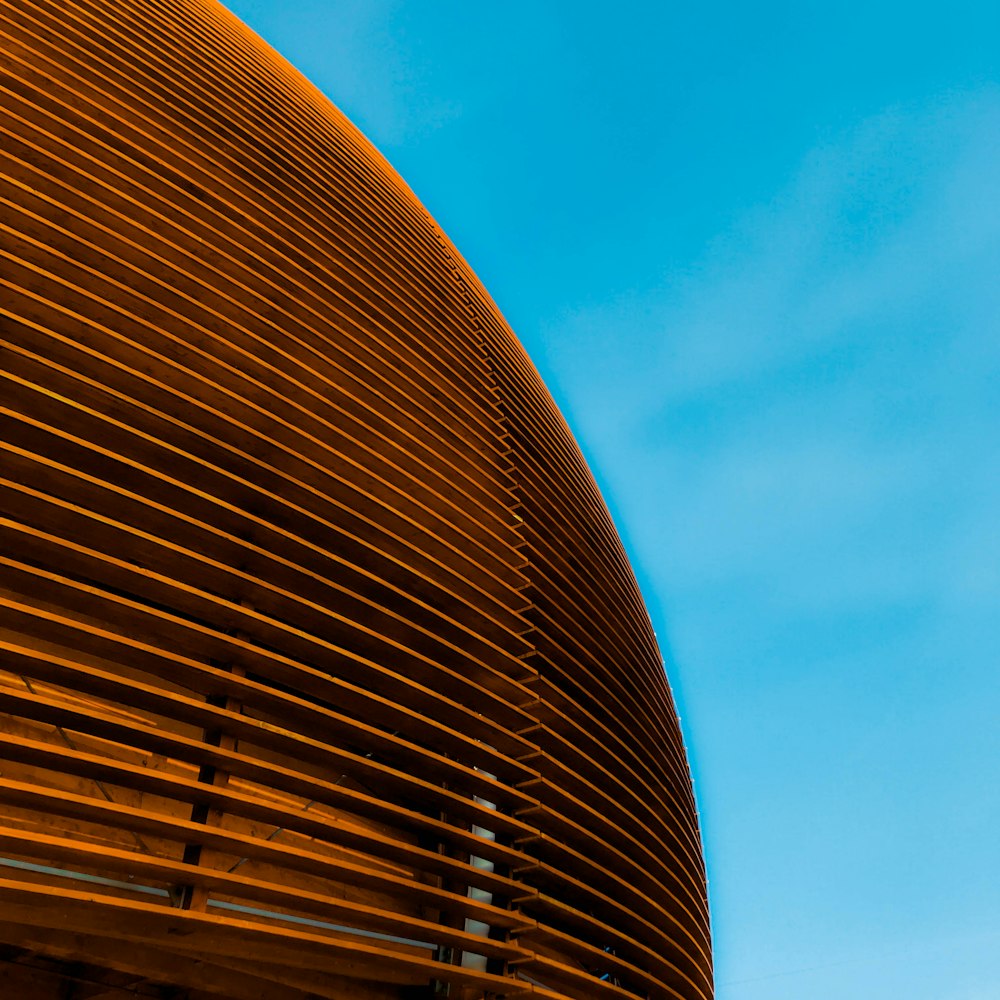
[0, 1, 712, 997]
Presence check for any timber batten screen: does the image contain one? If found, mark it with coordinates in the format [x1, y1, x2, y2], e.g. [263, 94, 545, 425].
[0, 1, 712, 998]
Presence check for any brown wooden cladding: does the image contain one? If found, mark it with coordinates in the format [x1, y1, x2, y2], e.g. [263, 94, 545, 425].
[0, 1, 712, 998]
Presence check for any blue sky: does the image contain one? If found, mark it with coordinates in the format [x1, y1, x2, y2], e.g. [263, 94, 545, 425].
[226, 3, 999, 997]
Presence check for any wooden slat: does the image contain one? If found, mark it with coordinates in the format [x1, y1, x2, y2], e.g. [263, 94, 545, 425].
[0, 1, 713, 997]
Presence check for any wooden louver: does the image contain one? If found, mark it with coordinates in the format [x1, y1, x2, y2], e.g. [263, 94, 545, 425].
[0, 1, 712, 998]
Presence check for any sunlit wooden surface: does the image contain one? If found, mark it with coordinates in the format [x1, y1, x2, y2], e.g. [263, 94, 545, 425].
[0, 1, 712, 997]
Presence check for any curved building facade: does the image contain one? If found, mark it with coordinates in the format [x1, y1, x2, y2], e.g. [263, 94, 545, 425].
[0, 2, 711, 998]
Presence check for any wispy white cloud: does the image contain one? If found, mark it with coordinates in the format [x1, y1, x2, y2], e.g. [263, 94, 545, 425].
[547, 89, 1000, 627]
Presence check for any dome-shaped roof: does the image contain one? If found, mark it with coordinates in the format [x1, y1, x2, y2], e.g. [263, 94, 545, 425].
[0, 1, 711, 997]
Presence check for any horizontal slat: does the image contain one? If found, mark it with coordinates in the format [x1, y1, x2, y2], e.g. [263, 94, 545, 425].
[0, 1, 712, 997]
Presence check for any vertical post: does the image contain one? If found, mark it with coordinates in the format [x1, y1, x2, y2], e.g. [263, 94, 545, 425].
[178, 608, 251, 911]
